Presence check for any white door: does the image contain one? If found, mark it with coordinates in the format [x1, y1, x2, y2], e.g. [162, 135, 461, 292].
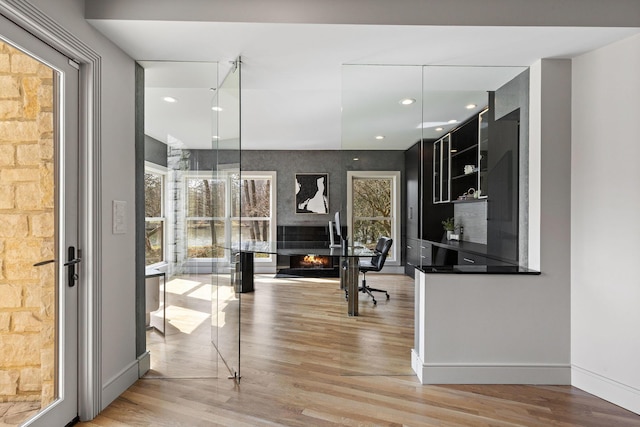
[0, 14, 79, 426]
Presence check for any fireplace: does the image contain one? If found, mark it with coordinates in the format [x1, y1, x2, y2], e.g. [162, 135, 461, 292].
[275, 225, 340, 278]
[290, 254, 335, 270]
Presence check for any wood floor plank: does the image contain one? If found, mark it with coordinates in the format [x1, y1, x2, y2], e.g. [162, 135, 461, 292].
[78, 274, 640, 426]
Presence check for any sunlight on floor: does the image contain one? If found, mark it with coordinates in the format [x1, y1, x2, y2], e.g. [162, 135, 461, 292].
[165, 278, 203, 295]
[162, 305, 210, 334]
[186, 284, 213, 301]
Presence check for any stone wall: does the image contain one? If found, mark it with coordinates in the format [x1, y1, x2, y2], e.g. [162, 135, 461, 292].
[0, 41, 55, 406]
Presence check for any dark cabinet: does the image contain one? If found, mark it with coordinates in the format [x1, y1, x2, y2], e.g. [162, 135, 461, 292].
[405, 239, 432, 278]
[405, 238, 420, 278]
[433, 134, 451, 203]
[457, 251, 487, 265]
[419, 241, 432, 266]
[457, 250, 513, 266]
[450, 116, 479, 201]
[404, 140, 453, 277]
[405, 142, 421, 239]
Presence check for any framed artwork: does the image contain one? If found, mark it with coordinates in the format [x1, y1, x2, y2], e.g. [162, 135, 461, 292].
[295, 173, 329, 214]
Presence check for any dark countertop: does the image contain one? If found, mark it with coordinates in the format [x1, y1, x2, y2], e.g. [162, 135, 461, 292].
[417, 265, 540, 274]
[419, 238, 540, 274]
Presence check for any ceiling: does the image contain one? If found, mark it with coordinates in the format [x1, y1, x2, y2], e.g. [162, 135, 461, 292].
[87, 20, 640, 150]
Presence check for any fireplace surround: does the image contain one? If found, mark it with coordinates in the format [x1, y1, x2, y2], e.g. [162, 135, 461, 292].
[276, 225, 341, 277]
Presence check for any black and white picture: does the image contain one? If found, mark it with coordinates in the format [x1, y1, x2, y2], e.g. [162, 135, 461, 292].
[295, 173, 329, 214]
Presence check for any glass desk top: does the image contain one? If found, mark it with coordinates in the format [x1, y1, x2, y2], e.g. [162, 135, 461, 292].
[223, 241, 374, 257]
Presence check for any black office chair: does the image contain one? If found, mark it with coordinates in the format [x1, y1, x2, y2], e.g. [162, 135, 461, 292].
[358, 236, 393, 305]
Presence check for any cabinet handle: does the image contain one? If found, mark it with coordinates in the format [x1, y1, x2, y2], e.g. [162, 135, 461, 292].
[407, 245, 412, 249]
[463, 257, 475, 263]
[409, 206, 413, 220]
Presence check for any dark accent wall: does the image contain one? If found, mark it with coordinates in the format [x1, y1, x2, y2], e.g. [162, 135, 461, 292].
[144, 135, 168, 166]
[187, 149, 405, 226]
[134, 63, 145, 358]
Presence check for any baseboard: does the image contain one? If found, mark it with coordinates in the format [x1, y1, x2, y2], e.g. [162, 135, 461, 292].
[412, 350, 570, 384]
[572, 365, 640, 415]
[137, 351, 151, 377]
[411, 349, 425, 383]
[101, 360, 139, 410]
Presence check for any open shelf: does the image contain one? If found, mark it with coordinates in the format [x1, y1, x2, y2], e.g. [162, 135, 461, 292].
[450, 144, 478, 158]
[451, 171, 478, 181]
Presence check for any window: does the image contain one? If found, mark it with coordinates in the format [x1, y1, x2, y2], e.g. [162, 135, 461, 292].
[185, 171, 276, 264]
[348, 171, 400, 264]
[144, 167, 166, 265]
[185, 176, 225, 258]
[231, 175, 273, 242]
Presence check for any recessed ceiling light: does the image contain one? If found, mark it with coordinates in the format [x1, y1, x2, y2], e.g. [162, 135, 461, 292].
[435, 127, 444, 131]
[375, 135, 385, 140]
[448, 119, 457, 124]
[466, 104, 477, 109]
[400, 98, 416, 105]
[353, 157, 359, 161]
[163, 96, 178, 103]
[211, 106, 223, 111]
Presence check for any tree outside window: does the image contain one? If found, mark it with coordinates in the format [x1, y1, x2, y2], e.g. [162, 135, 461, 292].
[352, 177, 393, 250]
[185, 174, 273, 259]
[231, 177, 271, 242]
[145, 171, 165, 265]
[186, 177, 225, 258]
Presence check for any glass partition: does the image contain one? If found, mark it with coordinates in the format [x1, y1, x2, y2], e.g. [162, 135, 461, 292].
[340, 65, 422, 376]
[339, 64, 527, 376]
[143, 61, 231, 379]
[211, 59, 242, 380]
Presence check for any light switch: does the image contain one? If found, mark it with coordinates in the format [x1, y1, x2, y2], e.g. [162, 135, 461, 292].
[113, 200, 127, 234]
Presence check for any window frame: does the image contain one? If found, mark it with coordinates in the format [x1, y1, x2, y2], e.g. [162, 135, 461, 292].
[347, 171, 401, 265]
[183, 170, 277, 270]
[232, 171, 277, 269]
[144, 162, 168, 267]
[184, 172, 227, 261]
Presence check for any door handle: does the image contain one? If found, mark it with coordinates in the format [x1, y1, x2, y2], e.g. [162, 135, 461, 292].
[65, 246, 81, 287]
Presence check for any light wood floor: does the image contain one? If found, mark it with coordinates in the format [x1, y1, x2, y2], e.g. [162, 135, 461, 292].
[79, 273, 640, 426]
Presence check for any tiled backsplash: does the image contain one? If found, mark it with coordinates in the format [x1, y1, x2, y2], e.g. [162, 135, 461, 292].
[454, 200, 487, 244]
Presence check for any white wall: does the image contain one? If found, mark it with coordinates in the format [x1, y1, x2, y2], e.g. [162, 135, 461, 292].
[571, 33, 640, 414]
[26, 0, 138, 410]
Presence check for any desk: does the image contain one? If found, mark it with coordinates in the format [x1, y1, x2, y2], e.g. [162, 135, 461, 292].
[229, 241, 372, 316]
